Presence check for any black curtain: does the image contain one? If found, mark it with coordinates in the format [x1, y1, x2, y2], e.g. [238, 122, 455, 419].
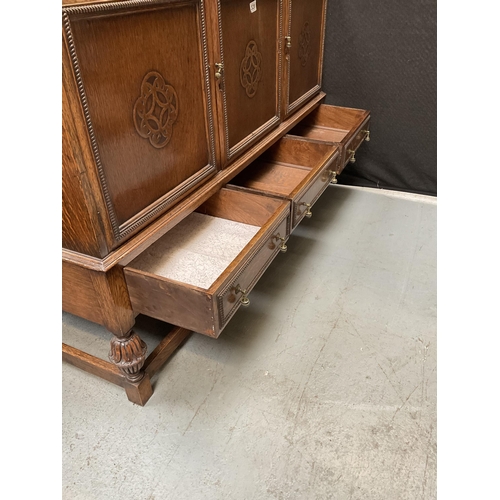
[322, 0, 437, 195]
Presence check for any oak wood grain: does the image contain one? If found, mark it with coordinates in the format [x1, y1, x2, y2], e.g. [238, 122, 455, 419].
[196, 187, 284, 227]
[123, 373, 154, 406]
[62, 261, 104, 326]
[125, 269, 215, 335]
[63, 343, 125, 386]
[230, 161, 311, 197]
[89, 266, 135, 337]
[262, 134, 335, 166]
[62, 35, 115, 257]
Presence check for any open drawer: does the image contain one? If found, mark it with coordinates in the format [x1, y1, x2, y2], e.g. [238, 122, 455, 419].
[124, 188, 290, 338]
[289, 104, 371, 171]
[228, 136, 341, 231]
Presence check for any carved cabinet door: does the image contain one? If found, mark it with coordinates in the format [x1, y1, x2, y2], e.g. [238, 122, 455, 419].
[282, 0, 327, 117]
[213, 0, 283, 165]
[62, 0, 218, 248]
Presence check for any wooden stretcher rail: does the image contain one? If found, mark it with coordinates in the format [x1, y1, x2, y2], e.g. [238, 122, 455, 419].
[63, 326, 192, 405]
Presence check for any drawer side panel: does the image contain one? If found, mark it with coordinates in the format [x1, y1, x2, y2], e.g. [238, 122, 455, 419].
[216, 212, 289, 334]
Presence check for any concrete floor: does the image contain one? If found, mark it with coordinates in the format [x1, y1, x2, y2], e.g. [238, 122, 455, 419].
[62, 185, 437, 500]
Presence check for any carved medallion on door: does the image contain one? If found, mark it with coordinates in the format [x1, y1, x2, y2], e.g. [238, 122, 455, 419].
[133, 71, 179, 149]
[240, 40, 262, 98]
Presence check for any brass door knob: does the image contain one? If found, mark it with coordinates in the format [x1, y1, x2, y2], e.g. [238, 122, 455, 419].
[235, 285, 250, 307]
[215, 63, 224, 79]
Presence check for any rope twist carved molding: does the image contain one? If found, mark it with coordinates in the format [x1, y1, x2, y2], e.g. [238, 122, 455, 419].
[240, 40, 262, 98]
[133, 71, 179, 149]
[298, 22, 311, 66]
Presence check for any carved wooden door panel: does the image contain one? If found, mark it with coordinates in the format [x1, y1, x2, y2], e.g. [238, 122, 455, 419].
[214, 0, 283, 165]
[62, 0, 218, 248]
[282, 0, 327, 117]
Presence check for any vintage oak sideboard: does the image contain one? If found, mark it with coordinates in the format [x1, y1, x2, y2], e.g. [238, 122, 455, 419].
[62, 0, 371, 405]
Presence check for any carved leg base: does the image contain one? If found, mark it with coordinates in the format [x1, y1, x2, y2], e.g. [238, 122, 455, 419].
[109, 331, 147, 382]
[124, 373, 153, 406]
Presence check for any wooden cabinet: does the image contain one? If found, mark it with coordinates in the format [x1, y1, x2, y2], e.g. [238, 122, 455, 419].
[62, 0, 371, 405]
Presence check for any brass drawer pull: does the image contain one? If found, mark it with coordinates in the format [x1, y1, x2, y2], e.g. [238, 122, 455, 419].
[347, 149, 356, 164]
[235, 285, 250, 307]
[322, 168, 337, 183]
[285, 36, 292, 49]
[299, 202, 313, 218]
[362, 129, 370, 142]
[273, 233, 288, 253]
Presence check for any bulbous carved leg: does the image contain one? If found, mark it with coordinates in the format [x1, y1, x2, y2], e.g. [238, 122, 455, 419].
[109, 331, 147, 382]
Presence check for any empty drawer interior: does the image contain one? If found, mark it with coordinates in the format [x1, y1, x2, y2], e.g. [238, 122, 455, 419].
[289, 104, 370, 144]
[228, 135, 338, 199]
[124, 188, 290, 336]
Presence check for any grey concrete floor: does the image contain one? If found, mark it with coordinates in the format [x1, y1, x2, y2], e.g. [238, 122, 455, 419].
[63, 185, 437, 500]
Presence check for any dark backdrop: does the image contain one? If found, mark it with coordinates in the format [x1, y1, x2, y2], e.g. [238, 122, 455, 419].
[322, 0, 437, 195]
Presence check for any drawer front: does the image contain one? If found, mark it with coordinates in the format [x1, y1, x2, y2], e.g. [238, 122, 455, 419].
[293, 153, 340, 227]
[217, 212, 289, 331]
[344, 118, 371, 166]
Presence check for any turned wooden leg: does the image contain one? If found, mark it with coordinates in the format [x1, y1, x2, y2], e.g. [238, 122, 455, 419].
[109, 330, 148, 382]
[90, 266, 154, 405]
[108, 329, 153, 405]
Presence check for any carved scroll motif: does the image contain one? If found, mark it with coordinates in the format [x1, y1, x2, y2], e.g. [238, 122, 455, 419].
[133, 71, 179, 149]
[298, 22, 311, 66]
[240, 41, 262, 98]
